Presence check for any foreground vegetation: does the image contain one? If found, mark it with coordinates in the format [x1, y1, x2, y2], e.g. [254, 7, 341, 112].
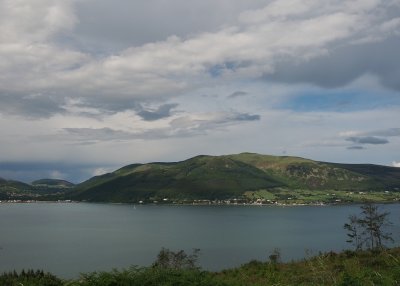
[2, 247, 400, 286]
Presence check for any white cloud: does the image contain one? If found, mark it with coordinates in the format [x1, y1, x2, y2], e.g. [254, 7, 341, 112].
[49, 170, 66, 180]
[239, 0, 320, 23]
[92, 167, 111, 176]
[1, 0, 398, 114]
[0, 0, 399, 181]
[0, 0, 77, 43]
[393, 161, 400, 167]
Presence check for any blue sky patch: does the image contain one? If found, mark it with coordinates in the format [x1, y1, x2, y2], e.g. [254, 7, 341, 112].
[279, 89, 400, 112]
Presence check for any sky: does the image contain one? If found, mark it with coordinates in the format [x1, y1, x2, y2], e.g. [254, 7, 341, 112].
[0, 0, 400, 183]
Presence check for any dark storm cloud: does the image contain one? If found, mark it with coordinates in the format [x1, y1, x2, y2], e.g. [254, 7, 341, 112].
[266, 37, 400, 91]
[136, 103, 179, 121]
[346, 136, 389, 145]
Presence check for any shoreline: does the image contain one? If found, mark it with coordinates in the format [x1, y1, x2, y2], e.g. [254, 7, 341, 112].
[1, 199, 400, 207]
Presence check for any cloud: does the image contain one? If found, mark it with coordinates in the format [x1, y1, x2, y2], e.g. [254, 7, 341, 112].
[266, 37, 400, 91]
[63, 127, 135, 142]
[1, 0, 400, 118]
[92, 167, 112, 176]
[393, 161, 400, 167]
[340, 128, 400, 138]
[72, 0, 265, 52]
[233, 113, 260, 121]
[0, 0, 399, 183]
[364, 128, 400, 137]
[60, 111, 261, 143]
[340, 127, 400, 149]
[347, 146, 365, 150]
[346, 136, 389, 145]
[228, 91, 248, 98]
[136, 103, 179, 121]
[49, 170, 67, 180]
[0, 0, 77, 43]
[0, 93, 66, 118]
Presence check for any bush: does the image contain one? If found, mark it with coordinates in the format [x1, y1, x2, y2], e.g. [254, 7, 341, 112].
[0, 269, 63, 286]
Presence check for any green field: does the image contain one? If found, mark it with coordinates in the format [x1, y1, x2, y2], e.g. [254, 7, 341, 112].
[245, 188, 400, 204]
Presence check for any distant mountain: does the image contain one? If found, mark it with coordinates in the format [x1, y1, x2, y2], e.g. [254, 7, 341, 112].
[0, 177, 35, 200]
[0, 177, 74, 200]
[68, 153, 400, 203]
[0, 177, 32, 192]
[32, 179, 75, 188]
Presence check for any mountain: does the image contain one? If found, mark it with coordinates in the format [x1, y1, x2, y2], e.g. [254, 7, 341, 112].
[32, 179, 75, 188]
[0, 177, 32, 192]
[0, 177, 75, 200]
[68, 153, 400, 203]
[0, 177, 34, 200]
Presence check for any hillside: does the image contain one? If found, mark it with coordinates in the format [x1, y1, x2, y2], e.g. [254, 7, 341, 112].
[0, 177, 74, 200]
[32, 179, 75, 188]
[68, 153, 400, 203]
[0, 177, 33, 199]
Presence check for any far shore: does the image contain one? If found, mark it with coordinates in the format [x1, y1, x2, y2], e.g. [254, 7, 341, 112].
[1, 199, 400, 207]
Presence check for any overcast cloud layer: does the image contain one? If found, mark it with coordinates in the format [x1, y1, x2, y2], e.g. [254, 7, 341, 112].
[0, 0, 399, 182]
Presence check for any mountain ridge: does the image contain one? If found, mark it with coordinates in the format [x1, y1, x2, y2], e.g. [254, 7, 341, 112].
[2, 153, 400, 203]
[67, 152, 400, 203]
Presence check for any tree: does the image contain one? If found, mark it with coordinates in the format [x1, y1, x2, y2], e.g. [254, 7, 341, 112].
[359, 203, 393, 249]
[152, 248, 201, 270]
[344, 202, 393, 250]
[344, 215, 363, 250]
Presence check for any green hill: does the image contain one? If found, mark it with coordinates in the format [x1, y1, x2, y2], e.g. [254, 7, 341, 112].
[32, 179, 75, 188]
[0, 177, 34, 200]
[68, 153, 400, 203]
[0, 177, 32, 192]
[0, 177, 75, 200]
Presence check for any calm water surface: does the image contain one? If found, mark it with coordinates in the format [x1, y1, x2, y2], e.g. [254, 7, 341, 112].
[0, 203, 399, 278]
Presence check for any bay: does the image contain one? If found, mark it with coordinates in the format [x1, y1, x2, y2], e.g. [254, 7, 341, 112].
[0, 203, 399, 278]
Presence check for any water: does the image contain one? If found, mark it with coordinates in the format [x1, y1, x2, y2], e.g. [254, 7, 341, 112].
[0, 203, 399, 278]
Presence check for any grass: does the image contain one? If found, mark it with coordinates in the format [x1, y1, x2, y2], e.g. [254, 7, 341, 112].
[3, 248, 400, 285]
[245, 189, 400, 204]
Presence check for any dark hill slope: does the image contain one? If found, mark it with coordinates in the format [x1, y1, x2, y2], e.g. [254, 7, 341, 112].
[327, 163, 400, 190]
[68, 153, 400, 202]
